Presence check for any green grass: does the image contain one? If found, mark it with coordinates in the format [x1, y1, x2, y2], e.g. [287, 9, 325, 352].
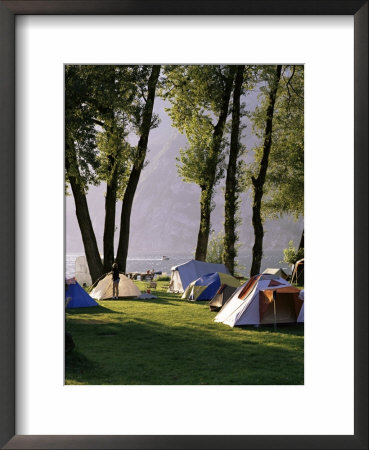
[65, 281, 304, 385]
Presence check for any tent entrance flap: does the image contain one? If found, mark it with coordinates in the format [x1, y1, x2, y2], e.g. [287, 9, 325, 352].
[259, 291, 300, 324]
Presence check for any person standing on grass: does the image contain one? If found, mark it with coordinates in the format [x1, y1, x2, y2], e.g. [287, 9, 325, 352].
[112, 262, 120, 299]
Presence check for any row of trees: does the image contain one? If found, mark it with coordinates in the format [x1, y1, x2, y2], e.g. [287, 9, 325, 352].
[65, 64, 303, 282]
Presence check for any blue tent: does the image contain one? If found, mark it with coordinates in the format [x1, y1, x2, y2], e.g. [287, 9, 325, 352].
[65, 282, 98, 309]
[181, 272, 240, 301]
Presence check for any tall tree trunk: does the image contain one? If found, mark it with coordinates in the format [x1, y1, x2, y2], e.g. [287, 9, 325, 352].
[101, 72, 119, 273]
[116, 65, 161, 272]
[103, 158, 119, 272]
[223, 65, 245, 275]
[195, 66, 236, 261]
[298, 229, 304, 251]
[195, 187, 213, 261]
[65, 147, 104, 283]
[250, 65, 282, 277]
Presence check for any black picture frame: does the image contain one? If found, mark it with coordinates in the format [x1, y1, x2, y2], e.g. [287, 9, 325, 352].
[0, 1, 367, 449]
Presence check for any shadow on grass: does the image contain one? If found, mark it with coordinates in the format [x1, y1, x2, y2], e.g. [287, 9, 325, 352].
[66, 315, 304, 385]
[66, 305, 120, 315]
[65, 349, 97, 376]
[237, 323, 304, 337]
[128, 297, 180, 306]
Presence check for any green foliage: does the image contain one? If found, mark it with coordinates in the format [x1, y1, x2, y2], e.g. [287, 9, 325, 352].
[206, 231, 245, 275]
[65, 65, 161, 197]
[65, 65, 100, 190]
[163, 65, 235, 190]
[176, 117, 214, 185]
[246, 65, 304, 220]
[95, 125, 131, 199]
[283, 240, 304, 265]
[264, 66, 304, 218]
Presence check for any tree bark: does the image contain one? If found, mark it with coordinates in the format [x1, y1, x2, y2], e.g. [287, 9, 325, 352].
[298, 229, 304, 251]
[250, 65, 282, 277]
[103, 156, 119, 272]
[195, 66, 236, 262]
[65, 146, 104, 283]
[223, 65, 245, 275]
[116, 65, 161, 272]
[101, 69, 120, 273]
[195, 187, 213, 261]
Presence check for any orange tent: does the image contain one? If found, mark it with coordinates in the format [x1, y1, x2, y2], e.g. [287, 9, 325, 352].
[259, 286, 303, 325]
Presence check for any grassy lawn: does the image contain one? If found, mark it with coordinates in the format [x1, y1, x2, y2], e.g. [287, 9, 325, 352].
[65, 281, 304, 385]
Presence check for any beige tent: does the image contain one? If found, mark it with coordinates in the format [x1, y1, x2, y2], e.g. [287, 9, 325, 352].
[209, 285, 238, 311]
[263, 267, 288, 280]
[90, 272, 141, 300]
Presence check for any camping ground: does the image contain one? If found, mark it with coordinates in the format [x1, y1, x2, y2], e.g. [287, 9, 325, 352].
[65, 280, 304, 385]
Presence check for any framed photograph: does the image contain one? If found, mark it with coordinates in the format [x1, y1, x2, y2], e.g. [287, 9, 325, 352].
[1, 1, 367, 449]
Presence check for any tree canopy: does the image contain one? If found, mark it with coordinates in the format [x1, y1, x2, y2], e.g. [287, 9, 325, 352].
[163, 65, 236, 260]
[250, 65, 304, 220]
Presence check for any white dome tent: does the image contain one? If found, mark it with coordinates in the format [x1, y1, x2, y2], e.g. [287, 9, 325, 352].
[215, 274, 303, 327]
[168, 259, 230, 293]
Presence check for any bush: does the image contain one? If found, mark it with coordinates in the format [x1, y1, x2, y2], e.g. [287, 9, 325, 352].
[283, 240, 304, 265]
[156, 275, 170, 282]
[206, 231, 225, 264]
[206, 231, 245, 276]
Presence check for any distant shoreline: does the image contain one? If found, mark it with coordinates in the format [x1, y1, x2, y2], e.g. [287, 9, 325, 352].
[65, 250, 291, 279]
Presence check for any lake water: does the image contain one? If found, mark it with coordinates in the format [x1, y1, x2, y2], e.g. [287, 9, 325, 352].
[66, 250, 291, 279]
